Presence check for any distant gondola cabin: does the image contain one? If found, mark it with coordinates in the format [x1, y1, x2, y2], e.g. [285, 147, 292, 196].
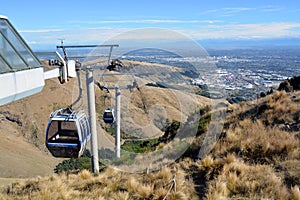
[45, 109, 90, 158]
[103, 109, 115, 123]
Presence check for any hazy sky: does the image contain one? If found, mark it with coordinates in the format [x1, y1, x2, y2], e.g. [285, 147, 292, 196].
[1, 0, 300, 48]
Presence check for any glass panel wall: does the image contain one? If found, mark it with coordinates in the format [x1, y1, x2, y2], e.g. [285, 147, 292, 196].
[0, 17, 42, 73]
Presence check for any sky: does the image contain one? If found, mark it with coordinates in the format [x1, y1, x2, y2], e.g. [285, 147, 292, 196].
[1, 0, 300, 50]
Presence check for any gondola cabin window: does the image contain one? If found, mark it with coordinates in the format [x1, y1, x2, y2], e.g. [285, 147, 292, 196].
[45, 109, 90, 158]
[47, 121, 79, 144]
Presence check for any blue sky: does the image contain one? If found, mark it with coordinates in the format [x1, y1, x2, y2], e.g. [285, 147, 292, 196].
[1, 0, 300, 49]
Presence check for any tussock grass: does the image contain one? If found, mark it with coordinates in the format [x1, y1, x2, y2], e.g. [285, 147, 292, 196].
[205, 156, 290, 200]
[215, 119, 300, 162]
[198, 91, 300, 199]
[1, 166, 197, 200]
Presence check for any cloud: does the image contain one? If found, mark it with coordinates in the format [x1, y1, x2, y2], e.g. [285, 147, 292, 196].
[187, 22, 300, 39]
[21, 22, 300, 47]
[21, 27, 129, 46]
[199, 6, 286, 18]
[222, 7, 255, 13]
[19, 29, 64, 33]
[201, 7, 255, 15]
[69, 19, 204, 25]
[260, 5, 284, 12]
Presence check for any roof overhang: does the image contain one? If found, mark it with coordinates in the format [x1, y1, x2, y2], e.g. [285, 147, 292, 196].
[0, 15, 8, 19]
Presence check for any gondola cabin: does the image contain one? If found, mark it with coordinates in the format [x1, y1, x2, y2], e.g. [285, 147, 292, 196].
[103, 109, 115, 123]
[45, 109, 90, 158]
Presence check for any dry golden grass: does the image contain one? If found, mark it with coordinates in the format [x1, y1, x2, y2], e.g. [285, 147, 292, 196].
[1, 166, 198, 200]
[227, 90, 300, 128]
[265, 91, 297, 124]
[291, 186, 300, 200]
[195, 91, 300, 200]
[214, 118, 300, 162]
[197, 153, 298, 199]
[204, 156, 290, 200]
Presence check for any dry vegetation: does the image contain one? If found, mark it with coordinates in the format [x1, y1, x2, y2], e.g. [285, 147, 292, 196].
[1, 90, 299, 199]
[0, 59, 299, 199]
[1, 167, 197, 200]
[202, 155, 293, 199]
[198, 90, 300, 200]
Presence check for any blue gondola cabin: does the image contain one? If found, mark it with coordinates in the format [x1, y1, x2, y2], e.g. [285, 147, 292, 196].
[103, 109, 115, 123]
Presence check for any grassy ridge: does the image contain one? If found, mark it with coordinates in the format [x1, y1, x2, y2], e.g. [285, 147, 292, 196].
[199, 90, 300, 199]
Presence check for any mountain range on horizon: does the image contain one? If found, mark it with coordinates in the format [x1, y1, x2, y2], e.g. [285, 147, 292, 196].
[30, 37, 300, 52]
[199, 37, 300, 49]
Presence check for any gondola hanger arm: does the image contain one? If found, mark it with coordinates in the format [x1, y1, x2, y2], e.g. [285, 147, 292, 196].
[44, 51, 77, 84]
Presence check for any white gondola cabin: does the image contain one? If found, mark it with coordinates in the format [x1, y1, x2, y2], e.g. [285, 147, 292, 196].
[45, 108, 90, 158]
[103, 108, 115, 123]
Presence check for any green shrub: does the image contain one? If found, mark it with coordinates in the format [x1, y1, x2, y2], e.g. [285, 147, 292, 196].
[54, 150, 92, 174]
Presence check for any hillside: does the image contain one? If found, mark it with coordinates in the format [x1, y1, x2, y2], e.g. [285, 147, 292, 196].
[0, 75, 299, 199]
[0, 60, 210, 182]
[202, 90, 300, 199]
[0, 60, 75, 180]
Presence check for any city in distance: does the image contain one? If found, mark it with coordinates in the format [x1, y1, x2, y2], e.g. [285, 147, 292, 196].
[35, 41, 300, 103]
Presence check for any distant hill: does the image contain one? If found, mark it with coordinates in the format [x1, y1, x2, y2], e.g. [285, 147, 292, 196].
[123, 48, 180, 57]
[200, 38, 300, 49]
